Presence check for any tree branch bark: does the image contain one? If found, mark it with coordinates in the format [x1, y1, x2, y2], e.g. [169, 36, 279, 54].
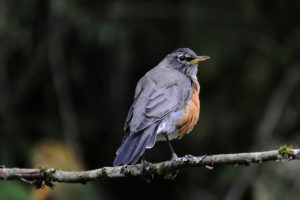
[0, 148, 299, 187]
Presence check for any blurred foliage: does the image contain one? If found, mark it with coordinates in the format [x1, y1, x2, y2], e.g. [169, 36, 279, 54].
[0, 0, 300, 199]
[30, 139, 104, 200]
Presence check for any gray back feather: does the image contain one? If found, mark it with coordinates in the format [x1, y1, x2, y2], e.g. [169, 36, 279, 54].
[114, 64, 192, 166]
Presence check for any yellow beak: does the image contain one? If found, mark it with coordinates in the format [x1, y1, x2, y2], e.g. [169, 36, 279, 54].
[187, 55, 210, 65]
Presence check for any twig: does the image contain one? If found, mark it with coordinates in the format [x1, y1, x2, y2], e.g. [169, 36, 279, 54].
[0, 149, 299, 187]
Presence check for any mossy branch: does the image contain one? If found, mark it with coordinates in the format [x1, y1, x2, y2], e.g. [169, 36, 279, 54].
[0, 148, 299, 188]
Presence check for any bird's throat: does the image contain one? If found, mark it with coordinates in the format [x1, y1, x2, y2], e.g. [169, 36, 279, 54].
[189, 75, 200, 94]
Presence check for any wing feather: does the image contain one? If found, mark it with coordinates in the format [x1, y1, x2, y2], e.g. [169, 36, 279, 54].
[114, 68, 192, 165]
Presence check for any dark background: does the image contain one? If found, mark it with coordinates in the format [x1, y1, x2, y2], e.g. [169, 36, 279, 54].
[0, 0, 300, 199]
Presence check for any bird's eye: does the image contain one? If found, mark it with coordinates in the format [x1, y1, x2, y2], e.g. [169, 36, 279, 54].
[178, 55, 185, 61]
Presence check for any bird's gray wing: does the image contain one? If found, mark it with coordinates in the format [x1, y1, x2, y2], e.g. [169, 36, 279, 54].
[123, 90, 142, 134]
[134, 84, 190, 131]
[114, 75, 192, 166]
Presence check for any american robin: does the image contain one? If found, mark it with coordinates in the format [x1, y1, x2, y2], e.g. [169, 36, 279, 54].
[113, 48, 209, 166]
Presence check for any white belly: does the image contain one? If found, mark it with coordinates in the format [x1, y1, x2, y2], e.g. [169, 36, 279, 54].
[152, 108, 184, 142]
[155, 120, 181, 142]
[156, 130, 180, 142]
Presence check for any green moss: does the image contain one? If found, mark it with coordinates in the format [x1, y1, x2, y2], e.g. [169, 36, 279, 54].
[156, 165, 167, 176]
[38, 166, 46, 171]
[278, 145, 292, 155]
[98, 168, 107, 178]
[156, 168, 162, 175]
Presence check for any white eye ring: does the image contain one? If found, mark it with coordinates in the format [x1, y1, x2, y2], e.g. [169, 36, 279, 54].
[178, 54, 185, 61]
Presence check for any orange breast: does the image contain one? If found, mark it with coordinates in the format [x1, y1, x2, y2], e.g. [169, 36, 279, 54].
[177, 81, 200, 137]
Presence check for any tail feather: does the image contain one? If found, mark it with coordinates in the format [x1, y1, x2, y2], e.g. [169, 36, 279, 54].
[113, 124, 157, 166]
[130, 134, 151, 164]
[146, 125, 158, 149]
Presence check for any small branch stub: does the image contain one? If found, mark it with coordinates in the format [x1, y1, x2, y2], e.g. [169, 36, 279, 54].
[0, 148, 299, 188]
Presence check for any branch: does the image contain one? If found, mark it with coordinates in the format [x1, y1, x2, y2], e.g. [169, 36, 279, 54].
[0, 148, 299, 187]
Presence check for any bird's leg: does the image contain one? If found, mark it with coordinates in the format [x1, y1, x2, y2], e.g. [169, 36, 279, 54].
[164, 133, 178, 160]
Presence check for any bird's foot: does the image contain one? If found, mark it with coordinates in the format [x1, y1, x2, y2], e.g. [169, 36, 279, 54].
[141, 159, 151, 166]
[165, 153, 179, 167]
[171, 153, 178, 161]
[141, 159, 154, 182]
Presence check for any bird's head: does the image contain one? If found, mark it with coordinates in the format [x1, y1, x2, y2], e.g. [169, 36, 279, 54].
[165, 48, 210, 77]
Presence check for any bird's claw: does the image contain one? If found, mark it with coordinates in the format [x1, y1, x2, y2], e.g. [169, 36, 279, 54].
[141, 159, 151, 171]
[171, 153, 178, 161]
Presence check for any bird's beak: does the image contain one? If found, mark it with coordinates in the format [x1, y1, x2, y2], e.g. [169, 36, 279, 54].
[187, 55, 210, 65]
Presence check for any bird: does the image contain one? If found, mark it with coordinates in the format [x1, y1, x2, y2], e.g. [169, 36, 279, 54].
[113, 48, 210, 166]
